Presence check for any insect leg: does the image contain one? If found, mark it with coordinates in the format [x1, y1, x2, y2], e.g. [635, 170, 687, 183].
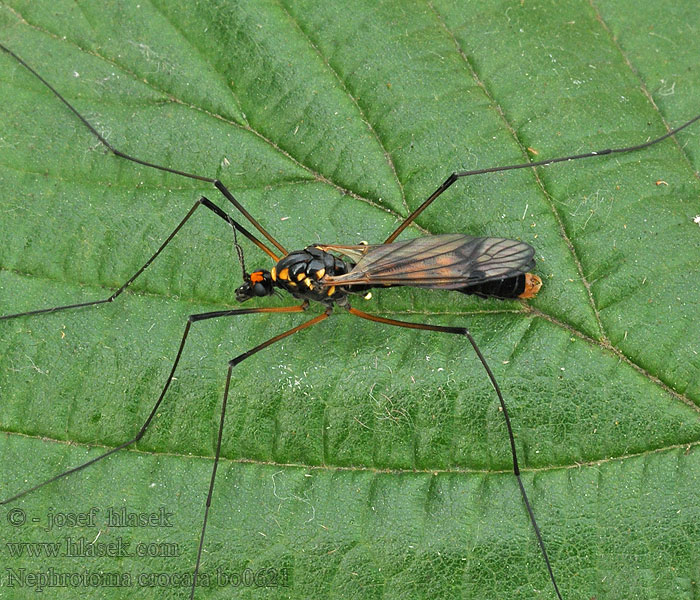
[0, 303, 310, 507]
[189, 306, 331, 599]
[347, 306, 563, 600]
[384, 113, 700, 243]
[0, 43, 287, 256]
[0, 196, 275, 321]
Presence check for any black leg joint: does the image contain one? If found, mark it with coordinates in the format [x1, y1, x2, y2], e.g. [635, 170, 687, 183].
[199, 197, 228, 221]
[229, 355, 245, 367]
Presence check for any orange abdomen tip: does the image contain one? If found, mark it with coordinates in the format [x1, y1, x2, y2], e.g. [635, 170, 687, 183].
[519, 273, 542, 299]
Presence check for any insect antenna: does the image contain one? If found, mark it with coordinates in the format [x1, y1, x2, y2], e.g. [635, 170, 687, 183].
[232, 223, 248, 279]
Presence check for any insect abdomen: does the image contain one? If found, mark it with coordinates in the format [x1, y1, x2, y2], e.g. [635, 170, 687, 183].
[457, 272, 542, 299]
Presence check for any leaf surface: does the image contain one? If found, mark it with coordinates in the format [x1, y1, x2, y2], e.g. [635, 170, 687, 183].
[1, 1, 699, 599]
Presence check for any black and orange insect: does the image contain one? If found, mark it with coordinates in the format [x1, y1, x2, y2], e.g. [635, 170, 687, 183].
[1, 41, 699, 600]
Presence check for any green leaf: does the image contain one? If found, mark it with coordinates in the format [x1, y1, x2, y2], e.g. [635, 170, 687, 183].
[1, 1, 699, 599]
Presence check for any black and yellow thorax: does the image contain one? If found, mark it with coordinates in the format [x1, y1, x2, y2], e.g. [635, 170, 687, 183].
[270, 246, 353, 303]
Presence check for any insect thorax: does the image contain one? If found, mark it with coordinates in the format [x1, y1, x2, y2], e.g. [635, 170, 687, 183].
[271, 246, 353, 303]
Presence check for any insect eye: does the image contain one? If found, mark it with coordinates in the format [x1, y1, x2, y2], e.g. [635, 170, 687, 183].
[253, 282, 269, 296]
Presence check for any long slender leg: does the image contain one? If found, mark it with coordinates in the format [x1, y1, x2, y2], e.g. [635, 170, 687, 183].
[3, 39, 695, 598]
[347, 306, 563, 600]
[5, 43, 699, 254]
[0, 303, 308, 506]
[0, 43, 286, 256]
[384, 114, 700, 243]
[0, 196, 275, 321]
[189, 307, 331, 599]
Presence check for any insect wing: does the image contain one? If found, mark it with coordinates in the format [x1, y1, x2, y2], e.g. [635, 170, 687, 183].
[314, 243, 371, 263]
[324, 234, 535, 289]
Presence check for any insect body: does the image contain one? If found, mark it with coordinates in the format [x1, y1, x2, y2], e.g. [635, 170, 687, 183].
[238, 234, 543, 305]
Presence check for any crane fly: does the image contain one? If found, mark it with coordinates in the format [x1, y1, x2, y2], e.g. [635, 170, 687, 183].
[238, 234, 542, 305]
[1, 39, 699, 600]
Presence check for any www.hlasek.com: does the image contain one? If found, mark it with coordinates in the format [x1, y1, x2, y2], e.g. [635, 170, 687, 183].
[6, 535, 178, 558]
